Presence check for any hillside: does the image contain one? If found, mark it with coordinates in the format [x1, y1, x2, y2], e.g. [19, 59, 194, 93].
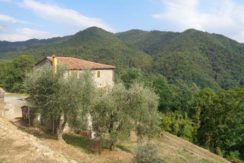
[0, 93, 231, 163]
[0, 117, 73, 163]
[1, 27, 244, 88]
[0, 116, 230, 163]
[0, 27, 152, 71]
[118, 29, 244, 88]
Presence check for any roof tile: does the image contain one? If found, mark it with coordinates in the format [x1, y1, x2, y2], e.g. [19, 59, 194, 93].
[46, 56, 115, 70]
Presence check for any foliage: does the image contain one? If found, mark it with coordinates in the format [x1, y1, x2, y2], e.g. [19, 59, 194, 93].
[160, 112, 194, 141]
[148, 74, 175, 111]
[0, 55, 34, 92]
[0, 27, 243, 161]
[171, 80, 199, 115]
[133, 143, 164, 163]
[119, 68, 146, 88]
[226, 151, 241, 163]
[91, 83, 160, 150]
[194, 87, 244, 159]
[0, 27, 152, 72]
[25, 67, 95, 140]
[118, 29, 244, 88]
[1, 27, 244, 89]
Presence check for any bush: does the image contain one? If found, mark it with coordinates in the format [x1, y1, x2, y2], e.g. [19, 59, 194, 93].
[227, 151, 241, 163]
[160, 112, 194, 141]
[91, 83, 160, 150]
[133, 143, 164, 163]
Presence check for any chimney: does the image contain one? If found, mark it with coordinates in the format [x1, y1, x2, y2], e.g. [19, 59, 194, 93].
[52, 55, 57, 73]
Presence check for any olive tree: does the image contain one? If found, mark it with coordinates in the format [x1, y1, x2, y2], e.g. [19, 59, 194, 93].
[91, 82, 160, 150]
[25, 67, 95, 140]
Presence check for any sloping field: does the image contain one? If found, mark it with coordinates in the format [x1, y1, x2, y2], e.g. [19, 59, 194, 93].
[157, 132, 230, 163]
[0, 93, 230, 163]
[0, 117, 74, 163]
[0, 116, 230, 163]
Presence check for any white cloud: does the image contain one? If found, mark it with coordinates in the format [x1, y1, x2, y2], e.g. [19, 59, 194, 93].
[0, 14, 27, 24]
[0, 27, 55, 41]
[21, 0, 114, 32]
[153, 0, 244, 42]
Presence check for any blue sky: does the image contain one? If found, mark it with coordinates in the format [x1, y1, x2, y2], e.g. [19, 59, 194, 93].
[1, 0, 244, 42]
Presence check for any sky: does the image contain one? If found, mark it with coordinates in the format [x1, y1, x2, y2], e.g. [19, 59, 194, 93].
[1, 0, 244, 42]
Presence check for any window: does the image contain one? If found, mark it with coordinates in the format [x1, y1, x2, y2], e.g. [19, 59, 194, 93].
[97, 71, 100, 78]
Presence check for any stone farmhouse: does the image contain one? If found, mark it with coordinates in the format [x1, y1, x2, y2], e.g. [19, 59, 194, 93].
[34, 55, 115, 88]
[24, 55, 116, 136]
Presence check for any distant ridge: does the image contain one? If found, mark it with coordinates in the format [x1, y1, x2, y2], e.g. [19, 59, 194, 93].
[0, 27, 243, 88]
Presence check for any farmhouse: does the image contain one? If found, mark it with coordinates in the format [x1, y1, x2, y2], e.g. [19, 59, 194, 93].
[26, 55, 116, 136]
[34, 55, 115, 88]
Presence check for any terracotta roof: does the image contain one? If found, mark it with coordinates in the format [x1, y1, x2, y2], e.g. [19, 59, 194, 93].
[46, 56, 115, 70]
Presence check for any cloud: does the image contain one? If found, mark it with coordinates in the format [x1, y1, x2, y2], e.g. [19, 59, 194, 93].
[21, 0, 114, 32]
[153, 0, 244, 42]
[0, 14, 27, 24]
[0, 27, 55, 41]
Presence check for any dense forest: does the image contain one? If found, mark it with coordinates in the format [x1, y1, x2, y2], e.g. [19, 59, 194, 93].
[0, 27, 244, 89]
[0, 27, 243, 162]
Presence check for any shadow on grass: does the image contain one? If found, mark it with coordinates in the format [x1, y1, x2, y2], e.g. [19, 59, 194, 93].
[63, 134, 104, 154]
[63, 134, 91, 151]
[10, 118, 56, 140]
[63, 134, 134, 154]
[11, 118, 135, 155]
[116, 144, 133, 153]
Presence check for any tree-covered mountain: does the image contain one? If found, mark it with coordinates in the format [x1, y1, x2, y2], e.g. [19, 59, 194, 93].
[0, 27, 244, 88]
[118, 29, 244, 88]
[0, 27, 152, 71]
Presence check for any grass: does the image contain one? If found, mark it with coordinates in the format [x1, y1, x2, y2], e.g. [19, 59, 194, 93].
[63, 133, 136, 154]
[63, 134, 112, 154]
[8, 118, 230, 163]
[5, 92, 27, 97]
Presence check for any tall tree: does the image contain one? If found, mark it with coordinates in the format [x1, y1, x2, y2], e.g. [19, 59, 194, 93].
[0, 55, 34, 92]
[25, 67, 95, 140]
[91, 83, 160, 150]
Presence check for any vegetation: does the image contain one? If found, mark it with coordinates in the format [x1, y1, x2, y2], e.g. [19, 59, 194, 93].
[25, 67, 95, 140]
[119, 68, 244, 161]
[25, 67, 160, 150]
[133, 143, 164, 163]
[0, 27, 244, 89]
[160, 112, 194, 141]
[0, 55, 34, 92]
[0, 27, 243, 162]
[92, 83, 160, 150]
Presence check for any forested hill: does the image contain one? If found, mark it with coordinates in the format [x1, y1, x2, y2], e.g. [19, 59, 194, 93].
[0, 27, 151, 71]
[117, 29, 244, 88]
[1, 27, 244, 88]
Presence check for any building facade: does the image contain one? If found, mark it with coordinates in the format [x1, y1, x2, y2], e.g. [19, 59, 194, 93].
[33, 55, 115, 136]
[34, 55, 115, 88]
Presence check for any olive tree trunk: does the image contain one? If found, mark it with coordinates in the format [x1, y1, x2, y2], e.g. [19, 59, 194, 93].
[56, 114, 67, 141]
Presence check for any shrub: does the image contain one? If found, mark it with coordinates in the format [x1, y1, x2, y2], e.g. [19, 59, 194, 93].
[227, 151, 241, 163]
[133, 143, 164, 163]
[91, 83, 160, 150]
[160, 112, 194, 141]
